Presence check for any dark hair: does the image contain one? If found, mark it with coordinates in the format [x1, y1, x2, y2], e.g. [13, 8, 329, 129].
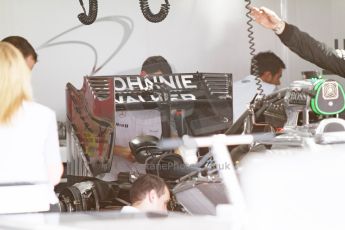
[130, 174, 167, 204]
[2, 36, 37, 62]
[141, 56, 172, 74]
[250, 51, 285, 77]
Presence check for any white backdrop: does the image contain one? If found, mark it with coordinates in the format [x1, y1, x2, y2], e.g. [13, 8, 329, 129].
[1, 0, 343, 120]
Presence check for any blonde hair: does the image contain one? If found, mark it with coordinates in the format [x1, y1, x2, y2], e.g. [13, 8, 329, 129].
[0, 42, 33, 124]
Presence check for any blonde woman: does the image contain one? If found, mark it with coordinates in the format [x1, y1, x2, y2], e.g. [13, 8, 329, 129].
[0, 42, 63, 214]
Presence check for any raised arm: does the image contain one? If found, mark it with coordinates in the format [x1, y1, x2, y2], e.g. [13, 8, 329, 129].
[250, 6, 345, 77]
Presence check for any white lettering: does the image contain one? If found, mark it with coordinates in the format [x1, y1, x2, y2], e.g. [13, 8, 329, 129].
[175, 75, 182, 89]
[115, 93, 197, 104]
[115, 96, 125, 104]
[170, 94, 179, 101]
[114, 77, 127, 91]
[127, 76, 143, 90]
[138, 95, 146, 102]
[181, 75, 197, 89]
[150, 95, 160, 102]
[115, 75, 197, 91]
[158, 75, 176, 89]
[127, 96, 140, 103]
[143, 78, 154, 90]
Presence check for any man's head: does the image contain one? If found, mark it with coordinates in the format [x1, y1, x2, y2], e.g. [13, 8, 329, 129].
[2, 36, 37, 70]
[250, 51, 285, 85]
[140, 55, 172, 76]
[130, 174, 170, 213]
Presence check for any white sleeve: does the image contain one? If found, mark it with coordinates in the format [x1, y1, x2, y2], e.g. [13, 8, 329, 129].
[43, 112, 63, 186]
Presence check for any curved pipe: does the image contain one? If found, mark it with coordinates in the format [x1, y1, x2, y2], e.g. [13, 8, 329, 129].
[139, 0, 170, 23]
[78, 0, 98, 25]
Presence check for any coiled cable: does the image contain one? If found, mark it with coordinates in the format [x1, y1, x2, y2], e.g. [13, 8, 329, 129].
[78, 0, 98, 25]
[245, 0, 263, 96]
[139, 0, 170, 23]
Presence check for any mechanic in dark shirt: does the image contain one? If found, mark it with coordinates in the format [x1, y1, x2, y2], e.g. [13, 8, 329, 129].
[249, 6, 345, 78]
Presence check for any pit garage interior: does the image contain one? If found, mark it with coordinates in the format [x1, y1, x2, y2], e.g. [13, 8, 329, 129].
[1, 0, 345, 230]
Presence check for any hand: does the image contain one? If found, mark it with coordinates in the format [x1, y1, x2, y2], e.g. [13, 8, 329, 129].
[249, 6, 282, 30]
